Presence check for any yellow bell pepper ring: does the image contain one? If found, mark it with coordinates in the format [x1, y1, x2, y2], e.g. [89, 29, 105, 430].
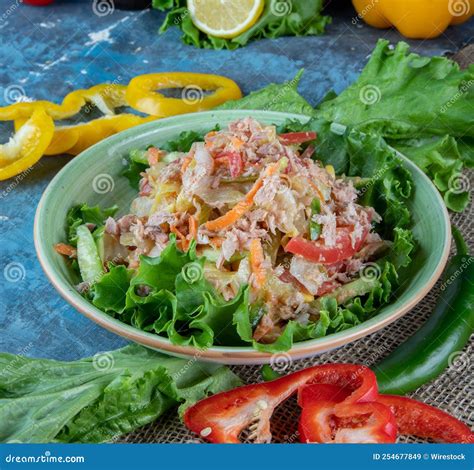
[0, 107, 54, 180]
[13, 84, 154, 156]
[51, 115, 156, 156]
[126, 72, 242, 117]
[15, 113, 156, 156]
[0, 84, 129, 121]
[352, 0, 473, 39]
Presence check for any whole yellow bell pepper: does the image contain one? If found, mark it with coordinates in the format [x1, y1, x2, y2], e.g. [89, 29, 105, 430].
[352, 0, 473, 38]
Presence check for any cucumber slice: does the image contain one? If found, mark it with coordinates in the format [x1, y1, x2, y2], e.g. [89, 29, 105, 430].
[76, 224, 104, 284]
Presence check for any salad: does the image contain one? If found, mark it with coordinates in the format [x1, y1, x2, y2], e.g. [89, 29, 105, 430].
[56, 117, 415, 352]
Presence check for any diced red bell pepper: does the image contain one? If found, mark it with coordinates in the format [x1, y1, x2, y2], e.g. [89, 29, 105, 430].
[285, 226, 369, 265]
[378, 395, 474, 444]
[278, 132, 317, 145]
[184, 364, 378, 443]
[215, 150, 244, 178]
[298, 384, 397, 443]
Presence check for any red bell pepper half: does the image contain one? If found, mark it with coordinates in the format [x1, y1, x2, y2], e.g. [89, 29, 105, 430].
[299, 385, 473, 444]
[278, 132, 317, 146]
[184, 364, 474, 444]
[298, 384, 397, 443]
[184, 364, 378, 443]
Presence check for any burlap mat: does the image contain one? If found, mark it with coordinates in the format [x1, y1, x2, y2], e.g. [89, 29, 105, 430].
[119, 169, 473, 444]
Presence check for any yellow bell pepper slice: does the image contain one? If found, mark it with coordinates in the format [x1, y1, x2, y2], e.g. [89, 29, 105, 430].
[126, 72, 242, 117]
[0, 107, 54, 180]
[14, 84, 155, 156]
[0, 84, 128, 121]
[352, 0, 473, 39]
[53, 115, 156, 156]
[15, 114, 156, 156]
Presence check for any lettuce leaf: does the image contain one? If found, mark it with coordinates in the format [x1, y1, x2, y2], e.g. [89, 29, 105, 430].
[92, 265, 132, 313]
[92, 240, 251, 349]
[162, 129, 211, 152]
[66, 203, 118, 246]
[0, 345, 241, 443]
[390, 135, 469, 212]
[318, 40, 474, 140]
[153, 0, 330, 50]
[217, 69, 314, 115]
[317, 39, 473, 211]
[122, 149, 148, 190]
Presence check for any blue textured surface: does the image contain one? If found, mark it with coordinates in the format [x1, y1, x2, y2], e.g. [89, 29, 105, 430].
[0, 1, 472, 360]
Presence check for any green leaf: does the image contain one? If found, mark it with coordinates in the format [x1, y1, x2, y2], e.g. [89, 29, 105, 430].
[0, 345, 241, 443]
[218, 69, 314, 115]
[316, 39, 473, 211]
[163, 129, 211, 153]
[319, 40, 474, 140]
[92, 265, 133, 313]
[388, 227, 415, 270]
[390, 135, 470, 212]
[130, 237, 197, 292]
[66, 204, 118, 246]
[122, 149, 149, 190]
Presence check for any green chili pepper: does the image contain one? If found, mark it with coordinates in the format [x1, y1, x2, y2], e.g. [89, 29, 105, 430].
[374, 226, 474, 394]
[309, 198, 322, 241]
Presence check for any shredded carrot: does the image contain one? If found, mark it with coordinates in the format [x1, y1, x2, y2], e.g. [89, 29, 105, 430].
[249, 239, 266, 288]
[54, 243, 77, 258]
[181, 156, 192, 173]
[205, 161, 281, 232]
[188, 216, 198, 240]
[205, 200, 252, 232]
[307, 177, 325, 203]
[209, 237, 224, 248]
[171, 225, 186, 250]
[205, 131, 218, 139]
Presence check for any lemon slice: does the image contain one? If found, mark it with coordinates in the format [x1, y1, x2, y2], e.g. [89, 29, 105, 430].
[187, 0, 264, 39]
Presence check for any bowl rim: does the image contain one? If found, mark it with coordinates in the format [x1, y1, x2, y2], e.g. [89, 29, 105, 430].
[34, 110, 451, 364]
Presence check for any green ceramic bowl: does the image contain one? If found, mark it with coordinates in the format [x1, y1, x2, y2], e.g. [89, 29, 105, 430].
[34, 110, 451, 364]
